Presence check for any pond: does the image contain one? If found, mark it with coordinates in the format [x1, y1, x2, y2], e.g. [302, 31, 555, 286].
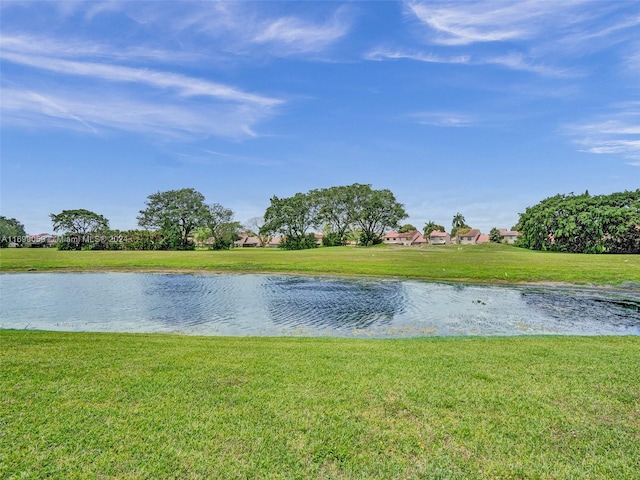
[1, 273, 639, 337]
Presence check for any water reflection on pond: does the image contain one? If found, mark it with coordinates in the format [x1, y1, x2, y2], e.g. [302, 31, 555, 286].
[1, 273, 638, 337]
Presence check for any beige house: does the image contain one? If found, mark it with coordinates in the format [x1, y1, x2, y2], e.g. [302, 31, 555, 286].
[429, 230, 450, 245]
[234, 232, 263, 248]
[267, 236, 283, 248]
[383, 230, 427, 246]
[459, 229, 481, 244]
[499, 229, 520, 244]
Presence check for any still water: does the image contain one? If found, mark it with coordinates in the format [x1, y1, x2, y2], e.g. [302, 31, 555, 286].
[1, 273, 639, 337]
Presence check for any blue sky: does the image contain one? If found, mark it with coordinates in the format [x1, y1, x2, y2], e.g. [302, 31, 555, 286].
[1, 1, 639, 235]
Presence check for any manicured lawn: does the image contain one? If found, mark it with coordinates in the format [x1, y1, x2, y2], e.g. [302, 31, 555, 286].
[1, 332, 638, 479]
[1, 244, 639, 287]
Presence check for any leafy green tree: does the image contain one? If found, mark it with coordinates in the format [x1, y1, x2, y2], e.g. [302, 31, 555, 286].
[315, 185, 356, 246]
[515, 189, 640, 253]
[106, 229, 172, 251]
[398, 224, 417, 233]
[261, 192, 320, 250]
[0, 216, 27, 247]
[349, 184, 408, 246]
[423, 221, 445, 238]
[50, 209, 109, 250]
[203, 203, 240, 250]
[489, 227, 503, 243]
[137, 188, 208, 250]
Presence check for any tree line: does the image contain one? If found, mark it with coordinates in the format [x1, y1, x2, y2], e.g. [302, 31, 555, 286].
[7, 184, 407, 251]
[4, 187, 638, 253]
[515, 189, 640, 253]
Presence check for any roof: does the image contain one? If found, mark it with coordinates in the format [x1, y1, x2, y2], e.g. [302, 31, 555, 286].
[499, 229, 520, 236]
[476, 234, 490, 244]
[429, 230, 448, 237]
[460, 228, 481, 238]
[243, 236, 261, 245]
[384, 230, 421, 239]
[412, 233, 428, 243]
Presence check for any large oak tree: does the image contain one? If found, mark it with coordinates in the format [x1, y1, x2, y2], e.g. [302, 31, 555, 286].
[137, 188, 208, 250]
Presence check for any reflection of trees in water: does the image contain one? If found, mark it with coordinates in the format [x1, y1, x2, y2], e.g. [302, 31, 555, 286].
[522, 290, 640, 327]
[140, 274, 237, 328]
[264, 277, 406, 330]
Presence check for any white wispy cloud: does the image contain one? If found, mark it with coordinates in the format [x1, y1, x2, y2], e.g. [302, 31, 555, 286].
[0, 34, 204, 64]
[1, 50, 282, 107]
[410, 112, 475, 128]
[1, 27, 284, 140]
[404, 0, 588, 46]
[564, 105, 640, 164]
[365, 47, 470, 64]
[90, 1, 352, 58]
[365, 46, 572, 77]
[252, 8, 351, 55]
[1, 87, 269, 140]
[388, 0, 639, 78]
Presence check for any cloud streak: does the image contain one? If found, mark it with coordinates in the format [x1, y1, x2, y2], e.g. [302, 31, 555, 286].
[375, 1, 639, 78]
[2, 87, 269, 140]
[564, 105, 640, 164]
[410, 112, 475, 128]
[1, 50, 282, 107]
[405, 0, 593, 46]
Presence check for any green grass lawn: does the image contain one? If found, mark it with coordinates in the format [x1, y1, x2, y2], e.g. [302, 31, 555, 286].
[1, 244, 639, 287]
[1, 332, 638, 479]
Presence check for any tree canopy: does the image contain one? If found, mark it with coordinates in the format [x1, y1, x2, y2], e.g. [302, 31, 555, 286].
[260, 183, 407, 249]
[489, 227, 503, 243]
[423, 221, 445, 237]
[398, 224, 417, 233]
[137, 188, 208, 250]
[50, 209, 109, 249]
[515, 190, 640, 253]
[451, 213, 470, 243]
[348, 184, 408, 246]
[0, 216, 27, 247]
[203, 203, 240, 250]
[261, 193, 319, 250]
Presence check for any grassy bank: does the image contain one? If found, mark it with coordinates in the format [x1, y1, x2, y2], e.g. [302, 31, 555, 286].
[1, 244, 639, 287]
[1, 331, 638, 479]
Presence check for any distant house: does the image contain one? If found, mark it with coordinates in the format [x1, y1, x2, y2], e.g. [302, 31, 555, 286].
[267, 236, 283, 248]
[234, 232, 263, 248]
[459, 229, 481, 244]
[383, 230, 427, 246]
[30, 233, 56, 247]
[429, 230, 450, 245]
[314, 233, 324, 246]
[499, 229, 520, 244]
[476, 234, 490, 244]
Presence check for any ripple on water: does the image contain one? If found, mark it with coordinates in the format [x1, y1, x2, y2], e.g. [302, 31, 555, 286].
[0, 273, 638, 337]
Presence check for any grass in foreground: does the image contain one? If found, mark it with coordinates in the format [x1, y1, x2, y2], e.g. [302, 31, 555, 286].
[1, 331, 639, 479]
[1, 244, 639, 287]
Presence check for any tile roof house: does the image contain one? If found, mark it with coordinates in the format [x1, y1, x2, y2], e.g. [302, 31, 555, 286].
[476, 234, 490, 244]
[499, 229, 520, 244]
[429, 230, 450, 245]
[459, 229, 481, 244]
[234, 232, 263, 248]
[267, 236, 283, 248]
[383, 230, 427, 246]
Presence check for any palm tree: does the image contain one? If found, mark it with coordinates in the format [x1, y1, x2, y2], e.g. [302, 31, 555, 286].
[452, 212, 466, 244]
